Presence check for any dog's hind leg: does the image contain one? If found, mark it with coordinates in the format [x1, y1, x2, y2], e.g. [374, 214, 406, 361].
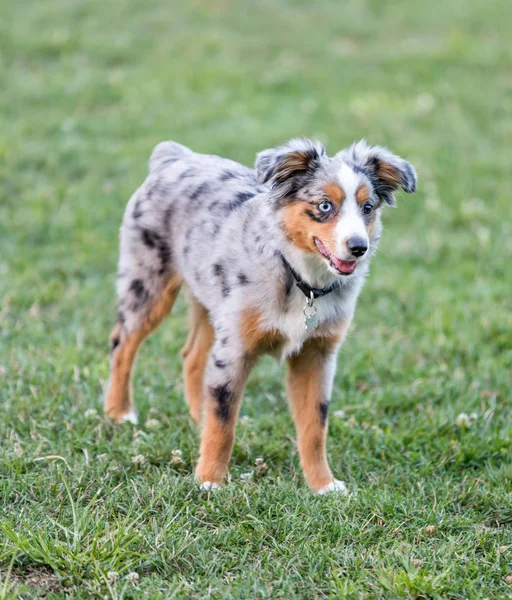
[181, 298, 214, 423]
[105, 272, 182, 423]
[104, 182, 183, 423]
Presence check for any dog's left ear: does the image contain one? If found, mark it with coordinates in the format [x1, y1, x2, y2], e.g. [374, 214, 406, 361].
[255, 138, 326, 200]
[348, 140, 417, 206]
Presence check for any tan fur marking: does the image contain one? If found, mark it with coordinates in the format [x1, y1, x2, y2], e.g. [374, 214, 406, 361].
[240, 308, 282, 354]
[281, 202, 338, 259]
[311, 326, 347, 349]
[356, 184, 370, 205]
[274, 151, 312, 182]
[377, 162, 401, 189]
[195, 412, 236, 483]
[323, 182, 345, 208]
[182, 299, 214, 422]
[104, 274, 182, 422]
[355, 184, 378, 239]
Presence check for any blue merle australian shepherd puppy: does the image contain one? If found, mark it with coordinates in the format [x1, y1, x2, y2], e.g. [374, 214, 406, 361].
[104, 138, 417, 494]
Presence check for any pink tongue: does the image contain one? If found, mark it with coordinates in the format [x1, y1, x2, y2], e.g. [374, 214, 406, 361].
[331, 256, 357, 273]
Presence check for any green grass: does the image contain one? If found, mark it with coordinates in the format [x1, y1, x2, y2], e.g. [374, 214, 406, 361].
[1, 0, 511, 597]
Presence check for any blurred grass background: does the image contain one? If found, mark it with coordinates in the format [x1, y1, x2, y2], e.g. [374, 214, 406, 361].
[0, 0, 511, 598]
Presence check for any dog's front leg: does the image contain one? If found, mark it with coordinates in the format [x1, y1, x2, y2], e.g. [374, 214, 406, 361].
[286, 336, 347, 494]
[195, 348, 254, 488]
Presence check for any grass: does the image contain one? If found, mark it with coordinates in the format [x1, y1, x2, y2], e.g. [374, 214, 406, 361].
[1, 0, 511, 597]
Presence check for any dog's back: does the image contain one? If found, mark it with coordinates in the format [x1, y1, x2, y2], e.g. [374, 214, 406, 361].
[117, 142, 272, 323]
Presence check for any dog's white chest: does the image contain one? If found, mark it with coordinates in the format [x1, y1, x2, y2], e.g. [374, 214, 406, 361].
[278, 312, 310, 358]
[264, 293, 338, 359]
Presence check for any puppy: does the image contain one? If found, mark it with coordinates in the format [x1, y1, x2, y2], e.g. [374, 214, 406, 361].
[104, 138, 417, 494]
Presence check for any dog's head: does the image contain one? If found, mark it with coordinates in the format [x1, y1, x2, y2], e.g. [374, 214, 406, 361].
[256, 138, 417, 278]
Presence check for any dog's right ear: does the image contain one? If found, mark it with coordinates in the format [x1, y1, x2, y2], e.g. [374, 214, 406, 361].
[347, 140, 417, 206]
[255, 138, 326, 200]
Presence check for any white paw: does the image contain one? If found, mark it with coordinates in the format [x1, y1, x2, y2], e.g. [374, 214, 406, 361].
[120, 410, 138, 425]
[315, 479, 348, 495]
[200, 481, 220, 491]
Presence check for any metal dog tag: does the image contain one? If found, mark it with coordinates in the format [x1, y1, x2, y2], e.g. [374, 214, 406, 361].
[305, 311, 318, 332]
[303, 293, 318, 332]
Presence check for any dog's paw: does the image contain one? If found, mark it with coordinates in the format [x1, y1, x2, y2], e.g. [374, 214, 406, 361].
[200, 481, 220, 492]
[119, 410, 138, 425]
[315, 479, 348, 496]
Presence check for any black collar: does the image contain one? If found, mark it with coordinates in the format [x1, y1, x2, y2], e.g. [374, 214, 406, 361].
[280, 254, 342, 299]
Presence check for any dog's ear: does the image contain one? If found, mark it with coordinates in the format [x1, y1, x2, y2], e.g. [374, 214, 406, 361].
[255, 138, 326, 199]
[348, 140, 417, 206]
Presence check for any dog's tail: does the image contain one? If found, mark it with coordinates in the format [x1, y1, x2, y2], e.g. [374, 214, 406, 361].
[149, 141, 193, 173]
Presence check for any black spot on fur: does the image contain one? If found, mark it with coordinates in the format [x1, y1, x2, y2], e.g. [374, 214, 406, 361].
[158, 157, 178, 169]
[132, 197, 143, 219]
[127, 279, 149, 312]
[210, 383, 234, 421]
[157, 247, 171, 274]
[145, 178, 172, 202]
[225, 190, 256, 213]
[116, 310, 125, 324]
[212, 263, 230, 296]
[129, 279, 147, 299]
[140, 228, 171, 274]
[319, 401, 330, 426]
[352, 164, 369, 177]
[237, 272, 249, 285]
[306, 209, 327, 223]
[146, 183, 155, 202]
[110, 335, 120, 354]
[179, 167, 195, 179]
[221, 336, 229, 346]
[237, 190, 256, 204]
[214, 358, 227, 369]
[163, 206, 174, 231]
[141, 228, 157, 249]
[220, 170, 236, 182]
[190, 182, 209, 204]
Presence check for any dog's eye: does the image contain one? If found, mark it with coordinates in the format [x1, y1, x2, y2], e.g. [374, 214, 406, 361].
[362, 202, 373, 215]
[318, 201, 333, 213]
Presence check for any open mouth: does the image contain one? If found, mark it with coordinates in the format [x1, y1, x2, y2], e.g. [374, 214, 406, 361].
[313, 237, 357, 275]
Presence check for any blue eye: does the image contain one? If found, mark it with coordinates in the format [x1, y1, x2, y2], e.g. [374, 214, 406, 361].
[319, 201, 333, 213]
[362, 202, 373, 215]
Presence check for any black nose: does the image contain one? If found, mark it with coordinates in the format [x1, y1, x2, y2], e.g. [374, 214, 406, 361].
[346, 237, 368, 257]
